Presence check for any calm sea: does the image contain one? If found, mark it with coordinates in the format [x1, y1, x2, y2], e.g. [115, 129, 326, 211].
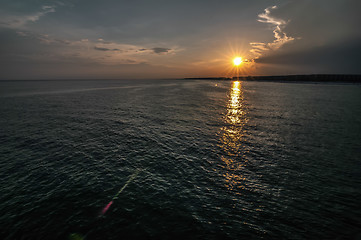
[1, 79, 361, 239]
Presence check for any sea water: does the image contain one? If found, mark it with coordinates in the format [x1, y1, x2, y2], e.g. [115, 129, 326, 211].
[1, 79, 361, 239]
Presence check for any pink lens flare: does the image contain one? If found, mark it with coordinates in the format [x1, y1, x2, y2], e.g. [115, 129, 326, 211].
[99, 169, 140, 217]
[101, 201, 113, 215]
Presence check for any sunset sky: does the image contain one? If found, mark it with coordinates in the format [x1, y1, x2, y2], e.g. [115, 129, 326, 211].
[0, 0, 360, 79]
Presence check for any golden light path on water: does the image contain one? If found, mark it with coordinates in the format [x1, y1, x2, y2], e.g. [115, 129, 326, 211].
[219, 81, 248, 192]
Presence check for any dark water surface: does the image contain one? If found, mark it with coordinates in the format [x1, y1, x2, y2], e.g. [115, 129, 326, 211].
[1, 80, 361, 239]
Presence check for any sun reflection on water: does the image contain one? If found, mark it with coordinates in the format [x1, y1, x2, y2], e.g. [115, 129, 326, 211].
[219, 81, 248, 192]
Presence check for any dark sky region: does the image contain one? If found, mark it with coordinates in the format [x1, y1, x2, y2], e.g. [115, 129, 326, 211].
[0, 0, 360, 79]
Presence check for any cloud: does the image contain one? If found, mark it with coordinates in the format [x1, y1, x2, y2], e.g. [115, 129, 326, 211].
[0, 5, 56, 29]
[37, 34, 71, 45]
[8, 29, 176, 66]
[255, 38, 361, 74]
[152, 47, 171, 54]
[97, 38, 113, 44]
[250, 5, 295, 59]
[94, 46, 120, 51]
[134, 47, 173, 54]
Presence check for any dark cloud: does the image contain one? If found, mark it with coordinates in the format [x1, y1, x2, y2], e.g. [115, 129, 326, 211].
[256, 38, 361, 74]
[272, 0, 361, 46]
[32, 0, 267, 44]
[152, 47, 171, 54]
[0, 0, 59, 15]
[0, 28, 50, 56]
[94, 46, 120, 51]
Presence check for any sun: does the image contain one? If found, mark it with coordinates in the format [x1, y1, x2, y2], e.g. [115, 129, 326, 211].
[233, 57, 243, 66]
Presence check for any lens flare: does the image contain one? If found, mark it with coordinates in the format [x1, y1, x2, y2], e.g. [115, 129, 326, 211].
[99, 169, 140, 216]
[101, 201, 114, 215]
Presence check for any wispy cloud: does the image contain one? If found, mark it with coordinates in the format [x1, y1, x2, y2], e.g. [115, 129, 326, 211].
[250, 6, 295, 59]
[0, 5, 56, 29]
[15, 32, 176, 65]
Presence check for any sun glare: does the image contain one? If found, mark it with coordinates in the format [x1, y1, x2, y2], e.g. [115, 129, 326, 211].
[233, 57, 242, 66]
[220, 44, 255, 78]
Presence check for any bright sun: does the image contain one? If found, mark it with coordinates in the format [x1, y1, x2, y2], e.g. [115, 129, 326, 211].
[233, 57, 243, 66]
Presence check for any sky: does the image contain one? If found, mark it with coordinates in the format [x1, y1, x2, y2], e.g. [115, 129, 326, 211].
[0, 0, 360, 79]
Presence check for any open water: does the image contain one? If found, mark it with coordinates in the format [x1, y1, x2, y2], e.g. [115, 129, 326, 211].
[0, 79, 361, 239]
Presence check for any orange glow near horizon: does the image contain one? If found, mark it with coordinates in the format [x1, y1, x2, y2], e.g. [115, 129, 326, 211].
[200, 41, 257, 78]
[216, 43, 255, 78]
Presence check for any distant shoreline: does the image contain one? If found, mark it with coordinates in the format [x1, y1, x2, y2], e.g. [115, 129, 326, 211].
[184, 74, 361, 83]
[1, 74, 360, 82]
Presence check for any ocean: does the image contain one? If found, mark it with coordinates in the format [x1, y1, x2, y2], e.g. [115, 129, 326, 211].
[1, 79, 361, 239]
